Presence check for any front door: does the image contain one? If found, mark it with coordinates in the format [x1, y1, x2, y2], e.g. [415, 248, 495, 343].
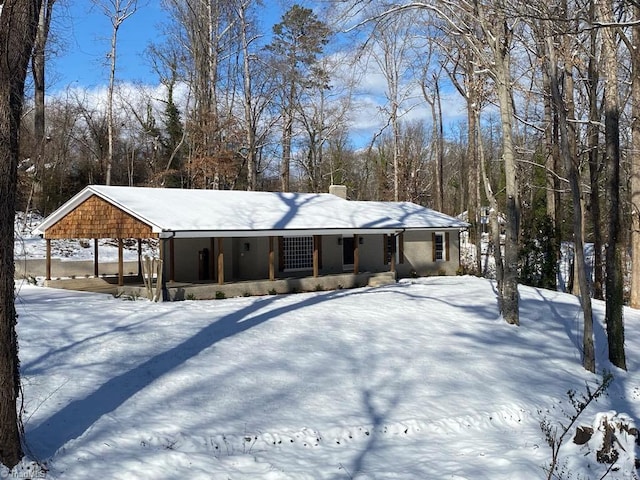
[343, 236, 354, 270]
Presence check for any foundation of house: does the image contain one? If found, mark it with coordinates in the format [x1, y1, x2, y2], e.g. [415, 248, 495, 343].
[41, 271, 397, 301]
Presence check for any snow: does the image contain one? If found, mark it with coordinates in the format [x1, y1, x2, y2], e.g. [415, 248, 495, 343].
[34, 186, 468, 237]
[9, 274, 640, 479]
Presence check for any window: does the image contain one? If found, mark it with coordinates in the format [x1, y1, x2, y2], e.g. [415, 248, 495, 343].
[282, 236, 313, 270]
[433, 232, 448, 261]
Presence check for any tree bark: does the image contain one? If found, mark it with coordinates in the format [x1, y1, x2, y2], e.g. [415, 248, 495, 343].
[0, 0, 43, 468]
[587, 0, 604, 300]
[489, 9, 520, 325]
[544, 33, 595, 372]
[31, 0, 54, 197]
[596, 0, 626, 370]
[630, 3, 640, 309]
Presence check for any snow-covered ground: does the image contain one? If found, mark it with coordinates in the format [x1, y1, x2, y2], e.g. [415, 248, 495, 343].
[9, 212, 640, 478]
[9, 275, 640, 479]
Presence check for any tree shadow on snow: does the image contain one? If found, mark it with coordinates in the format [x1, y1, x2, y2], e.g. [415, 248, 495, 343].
[25, 289, 347, 460]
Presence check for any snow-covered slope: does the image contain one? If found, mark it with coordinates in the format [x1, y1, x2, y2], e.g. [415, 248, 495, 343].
[10, 276, 640, 479]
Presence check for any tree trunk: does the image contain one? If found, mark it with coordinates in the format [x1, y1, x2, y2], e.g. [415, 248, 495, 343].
[596, 0, 626, 370]
[630, 3, 640, 309]
[587, 0, 604, 300]
[0, 0, 44, 468]
[106, 20, 117, 186]
[545, 34, 595, 372]
[32, 0, 54, 203]
[492, 22, 520, 326]
[238, 2, 257, 191]
[477, 108, 504, 300]
[434, 74, 444, 213]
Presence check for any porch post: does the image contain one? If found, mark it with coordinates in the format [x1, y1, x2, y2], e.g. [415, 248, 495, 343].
[353, 234, 359, 275]
[45, 238, 51, 281]
[93, 238, 99, 277]
[118, 238, 124, 286]
[158, 237, 166, 291]
[390, 235, 396, 274]
[269, 236, 275, 281]
[137, 239, 143, 280]
[313, 235, 319, 278]
[217, 237, 224, 285]
[169, 237, 175, 283]
[209, 237, 215, 281]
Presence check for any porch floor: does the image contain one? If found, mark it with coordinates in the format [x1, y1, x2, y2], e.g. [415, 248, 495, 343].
[45, 271, 397, 300]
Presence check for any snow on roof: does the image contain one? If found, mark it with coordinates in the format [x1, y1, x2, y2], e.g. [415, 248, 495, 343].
[35, 185, 468, 237]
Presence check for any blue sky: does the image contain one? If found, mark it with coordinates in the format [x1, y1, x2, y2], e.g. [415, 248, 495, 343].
[50, 1, 285, 89]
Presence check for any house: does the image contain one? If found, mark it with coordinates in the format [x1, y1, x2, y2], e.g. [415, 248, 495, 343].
[33, 185, 469, 300]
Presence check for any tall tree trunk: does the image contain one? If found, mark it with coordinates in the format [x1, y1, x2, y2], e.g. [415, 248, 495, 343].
[477, 108, 504, 296]
[596, 0, 626, 370]
[238, 1, 257, 191]
[95, 0, 138, 186]
[281, 106, 293, 192]
[0, 0, 43, 468]
[630, 3, 640, 309]
[31, 0, 54, 205]
[545, 34, 595, 372]
[434, 74, 444, 212]
[490, 13, 520, 326]
[587, 1, 604, 300]
[106, 18, 117, 186]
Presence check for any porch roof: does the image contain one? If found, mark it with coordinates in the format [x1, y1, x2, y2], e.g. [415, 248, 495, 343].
[34, 185, 468, 239]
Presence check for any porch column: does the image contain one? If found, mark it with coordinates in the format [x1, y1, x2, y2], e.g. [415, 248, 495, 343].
[45, 238, 51, 281]
[137, 239, 143, 280]
[118, 238, 124, 286]
[169, 237, 175, 283]
[93, 238, 99, 277]
[390, 235, 396, 274]
[313, 235, 320, 278]
[217, 237, 224, 285]
[209, 238, 215, 281]
[269, 236, 275, 281]
[353, 234, 360, 275]
[158, 237, 165, 292]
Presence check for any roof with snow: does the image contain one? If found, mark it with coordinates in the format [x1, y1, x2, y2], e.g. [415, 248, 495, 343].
[35, 185, 468, 239]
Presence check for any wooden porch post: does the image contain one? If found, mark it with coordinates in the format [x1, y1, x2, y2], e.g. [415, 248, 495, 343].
[313, 235, 319, 278]
[137, 239, 143, 280]
[118, 238, 124, 286]
[390, 235, 396, 274]
[169, 237, 175, 283]
[158, 237, 165, 291]
[209, 238, 215, 282]
[93, 238, 99, 277]
[353, 234, 359, 275]
[45, 238, 51, 281]
[269, 236, 275, 281]
[217, 237, 224, 285]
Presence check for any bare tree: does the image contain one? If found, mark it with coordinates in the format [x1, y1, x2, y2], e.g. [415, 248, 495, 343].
[538, 11, 595, 372]
[596, 0, 626, 370]
[28, 0, 56, 213]
[631, 2, 640, 310]
[92, 0, 139, 185]
[367, 8, 419, 202]
[0, 0, 43, 467]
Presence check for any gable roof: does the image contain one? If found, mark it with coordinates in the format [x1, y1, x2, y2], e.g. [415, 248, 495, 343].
[35, 185, 468, 239]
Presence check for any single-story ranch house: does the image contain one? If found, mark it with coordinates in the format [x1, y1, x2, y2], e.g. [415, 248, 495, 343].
[33, 185, 469, 300]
